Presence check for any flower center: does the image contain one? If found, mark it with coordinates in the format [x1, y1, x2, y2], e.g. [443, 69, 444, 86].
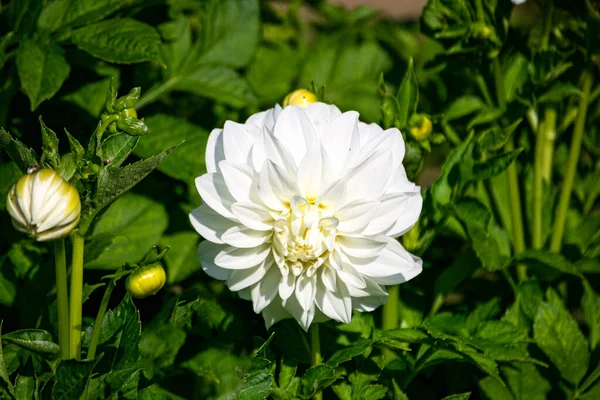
[272, 196, 338, 277]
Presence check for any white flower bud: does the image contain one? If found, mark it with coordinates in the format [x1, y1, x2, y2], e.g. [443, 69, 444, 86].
[7, 169, 81, 241]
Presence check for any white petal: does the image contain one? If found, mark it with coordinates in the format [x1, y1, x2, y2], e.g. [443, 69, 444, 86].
[303, 103, 343, 136]
[251, 267, 280, 313]
[222, 121, 255, 164]
[385, 192, 423, 237]
[297, 144, 326, 201]
[346, 276, 387, 298]
[295, 273, 316, 311]
[320, 266, 337, 292]
[351, 237, 423, 285]
[321, 111, 361, 178]
[214, 242, 271, 269]
[258, 160, 299, 211]
[336, 263, 367, 290]
[316, 179, 346, 211]
[342, 150, 392, 205]
[283, 293, 315, 332]
[228, 256, 273, 291]
[198, 241, 230, 280]
[335, 199, 380, 233]
[261, 296, 290, 330]
[337, 235, 387, 259]
[352, 294, 387, 312]
[246, 104, 282, 132]
[231, 202, 274, 231]
[273, 105, 317, 165]
[219, 161, 255, 203]
[251, 129, 297, 175]
[205, 128, 225, 173]
[221, 225, 271, 248]
[362, 192, 415, 236]
[189, 205, 237, 244]
[279, 273, 296, 300]
[195, 173, 237, 220]
[315, 280, 352, 323]
[354, 127, 405, 176]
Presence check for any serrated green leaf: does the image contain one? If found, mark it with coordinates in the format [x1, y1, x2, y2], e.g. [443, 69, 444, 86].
[52, 358, 101, 400]
[237, 334, 275, 400]
[38, 117, 60, 169]
[0, 324, 15, 396]
[38, 0, 138, 32]
[582, 281, 600, 350]
[2, 330, 60, 360]
[502, 363, 551, 400]
[538, 83, 581, 104]
[299, 365, 339, 399]
[0, 129, 38, 173]
[278, 356, 298, 392]
[503, 53, 529, 102]
[441, 393, 470, 400]
[101, 133, 139, 168]
[533, 301, 589, 385]
[16, 40, 70, 110]
[139, 324, 186, 370]
[515, 250, 580, 277]
[84, 193, 168, 270]
[15, 373, 34, 399]
[0, 162, 22, 209]
[326, 340, 372, 368]
[71, 19, 161, 64]
[396, 57, 419, 129]
[134, 114, 209, 183]
[468, 149, 523, 181]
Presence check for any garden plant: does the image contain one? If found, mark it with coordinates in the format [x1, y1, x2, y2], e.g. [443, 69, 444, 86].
[0, 0, 599, 399]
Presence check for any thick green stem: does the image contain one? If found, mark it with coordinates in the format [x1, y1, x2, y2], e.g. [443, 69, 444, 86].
[533, 119, 546, 250]
[87, 279, 115, 361]
[493, 59, 506, 108]
[542, 108, 557, 182]
[382, 285, 399, 330]
[310, 324, 322, 400]
[550, 71, 594, 253]
[69, 233, 85, 360]
[54, 240, 70, 360]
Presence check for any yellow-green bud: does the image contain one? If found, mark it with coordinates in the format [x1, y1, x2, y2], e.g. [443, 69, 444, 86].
[7, 169, 81, 241]
[125, 263, 166, 298]
[283, 89, 318, 109]
[409, 114, 433, 142]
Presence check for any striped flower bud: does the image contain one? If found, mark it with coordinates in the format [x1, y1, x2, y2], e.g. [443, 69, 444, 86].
[7, 169, 80, 241]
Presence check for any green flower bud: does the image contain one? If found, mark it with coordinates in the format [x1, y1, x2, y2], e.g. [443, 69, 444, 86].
[117, 117, 148, 136]
[125, 263, 166, 298]
[409, 114, 433, 142]
[114, 87, 141, 111]
[283, 89, 318, 109]
[7, 169, 80, 241]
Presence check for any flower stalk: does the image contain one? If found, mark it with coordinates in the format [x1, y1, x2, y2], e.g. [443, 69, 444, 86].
[87, 279, 116, 361]
[310, 324, 323, 400]
[550, 70, 594, 253]
[69, 232, 85, 360]
[54, 239, 70, 359]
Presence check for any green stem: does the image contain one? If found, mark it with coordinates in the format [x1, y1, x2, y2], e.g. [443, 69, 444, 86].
[430, 294, 444, 315]
[507, 138, 527, 280]
[542, 107, 557, 182]
[54, 240, 70, 360]
[550, 70, 594, 253]
[310, 324, 322, 400]
[87, 279, 115, 361]
[95, 115, 118, 157]
[584, 191, 598, 215]
[69, 232, 85, 361]
[493, 59, 506, 108]
[533, 119, 546, 250]
[135, 78, 178, 110]
[382, 285, 399, 330]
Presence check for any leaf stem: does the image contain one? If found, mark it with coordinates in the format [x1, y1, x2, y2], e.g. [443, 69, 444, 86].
[87, 279, 115, 361]
[135, 78, 178, 110]
[54, 239, 70, 360]
[69, 232, 85, 360]
[382, 285, 399, 330]
[550, 70, 594, 253]
[533, 118, 546, 250]
[95, 115, 118, 158]
[542, 107, 556, 182]
[310, 324, 323, 400]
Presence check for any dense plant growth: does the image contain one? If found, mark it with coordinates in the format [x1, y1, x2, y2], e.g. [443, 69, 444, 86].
[0, 0, 599, 399]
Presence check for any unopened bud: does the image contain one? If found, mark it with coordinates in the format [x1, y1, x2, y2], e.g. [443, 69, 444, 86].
[283, 89, 318, 109]
[409, 114, 433, 142]
[126, 263, 166, 298]
[7, 169, 80, 241]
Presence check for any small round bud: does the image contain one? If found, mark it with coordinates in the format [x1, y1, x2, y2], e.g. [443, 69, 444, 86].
[409, 114, 433, 142]
[125, 264, 166, 298]
[121, 107, 137, 119]
[7, 169, 81, 241]
[283, 89, 318, 109]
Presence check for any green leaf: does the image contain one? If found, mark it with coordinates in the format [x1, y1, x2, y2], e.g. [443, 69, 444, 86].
[38, 0, 138, 32]
[134, 114, 209, 183]
[80, 143, 177, 233]
[16, 40, 70, 110]
[503, 53, 530, 102]
[270, 320, 310, 365]
[396, 57, 419, 129]
[582, 281, 600, 350]
[171, 66, 257, 108]
[441, 393, 470, 400]
[160, 232, 202, 283]
[15, 373, 34, 399]
[502, 363, 551, 400]
[246, 45, 299, 104]
[538, 83, 581, 104]
[85, 193, 168, 270]
[70, 19, 161, 64]
[52, 358, 101, 400]
[38, 117, 60, 169]
[102, 134, 139, 167]
[0, 129, 38, 173]
[515, 250, 580, 277]
[139, 324, 186, 370]
[2, 330, 60, 360]
[375, 328, 430, 347]
[0, 324, 15, 397]
[184, 0, 260, 69]
[533, 300, 589, 385]
[468, 149, 523, 181]
[237, 334, 275, 400]
[278, 356, 298, 392]
[478, 376, 513, 400]
[326, 340, 372, 368]
[182, 348, 249, 387]
[0, 162, 22, 209]
[433, 248, 480, 295]
[445, 96, 486, 121]
[299, 365, 339, 399]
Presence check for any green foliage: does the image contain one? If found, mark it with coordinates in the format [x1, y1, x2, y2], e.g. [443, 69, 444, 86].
[0, 0, 599, 398]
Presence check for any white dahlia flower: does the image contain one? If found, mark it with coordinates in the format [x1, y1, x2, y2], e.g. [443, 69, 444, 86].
[190, 103, 423, 331]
